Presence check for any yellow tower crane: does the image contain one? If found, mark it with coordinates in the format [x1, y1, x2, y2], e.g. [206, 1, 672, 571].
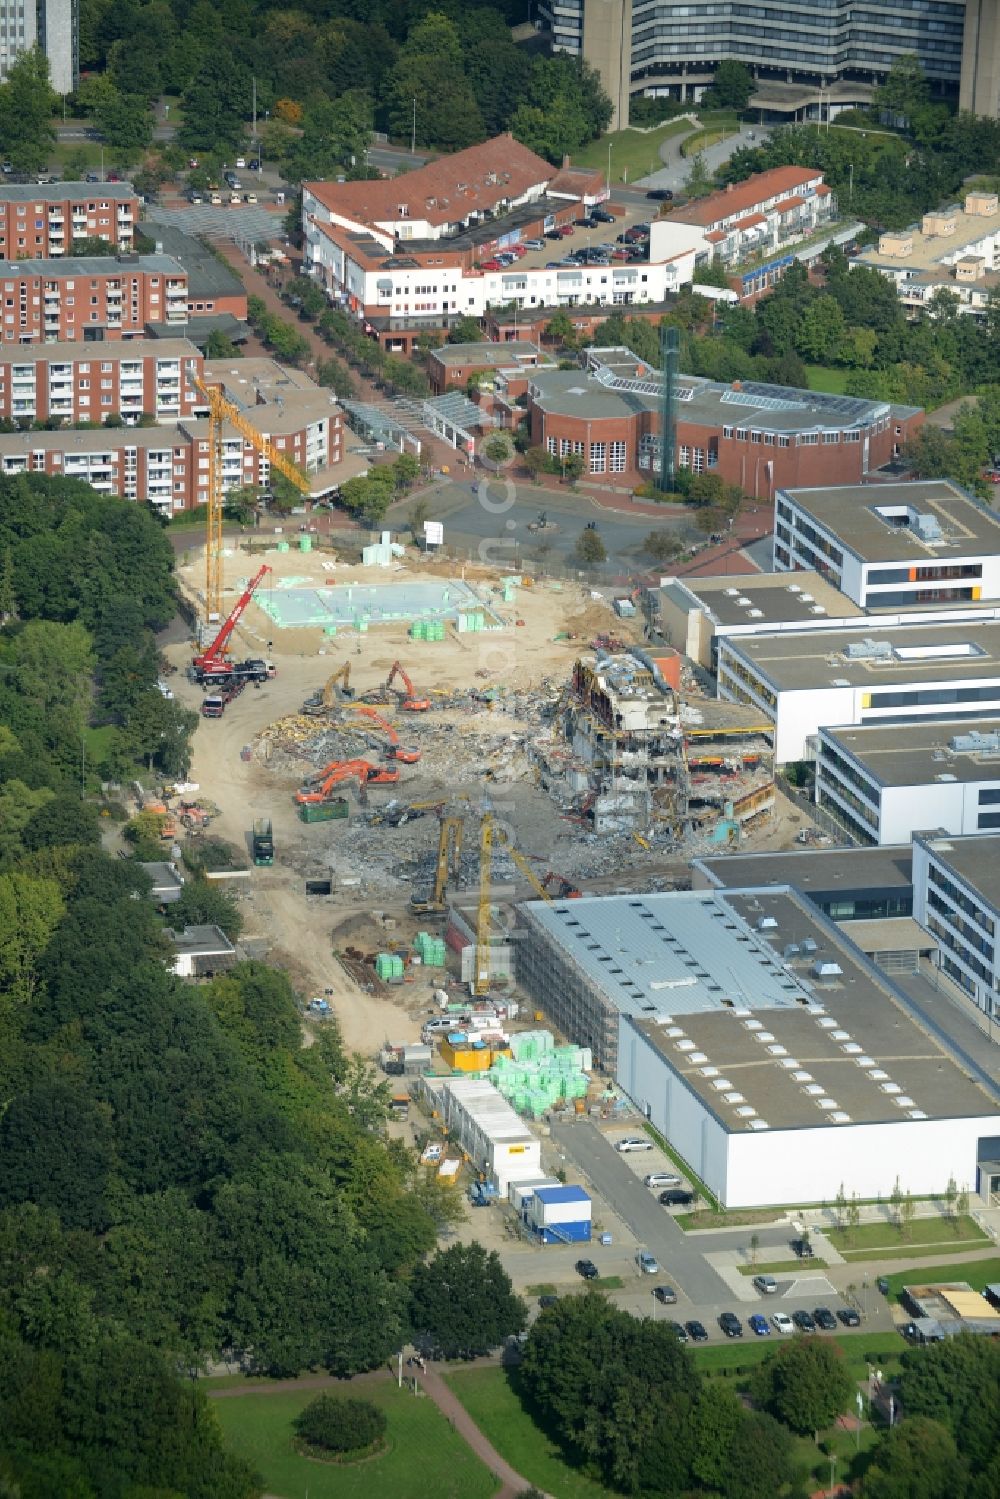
[474, 815, 555, 995]
[189, 372, 313, 620]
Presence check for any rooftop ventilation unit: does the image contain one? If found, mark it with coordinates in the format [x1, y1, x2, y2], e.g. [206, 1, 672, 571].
[813, 961, 843, 979]
[700, 1065, 720, 1077]
[724, 587, 740, 596]
[799, 593, 814, 603]
[792, 1070, 814, 1082]
[914, 512, 942, 541]
[845, 638, 893, 660]
[782, 943, 800, 959]
[756, 916, 779, 931]
[854, 1055, 876, 1068]
[736, 596, 752, 606]
[810, 606, 828, 614]
[894, 1095, 915, 1108]
[869, 1068, 890, 1081]
[786, 584, 802, 593]
[951, 730, 1000, 755]
[842, 1042, 863, 1054]
[817, 1016, 838, 1029]
[779, 1057, 801, 1070]
[755, 1031, 775, 1043]
[818, 1097, 839, 1110]
[748, 1118, 770, 1130]
[711, 1076, 735, 1091]
[804, 1082, 824, 1095]
[881, 1082, 902, 1095]
[723, 1091, 746, 1104]
[908, 1109, 928, 1120]
[830, 1111, 851, 1123]
[800, 938, 818, 955]
[767, 1043, 788, 1056]
[748, 608, 764, 618]
[676, 1039, 696, 1052]
[735, 1105, 757, 1117]
[689, 1051, 708, 1064]
[830, 1028, 850, 1041]
[744, 1018, 765, 1030]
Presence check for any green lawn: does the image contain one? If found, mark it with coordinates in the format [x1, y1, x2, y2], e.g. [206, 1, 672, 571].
[828, 1215, 989, 1257]
[881, 1256, 1000, 1302]
[805, 364, 851, 394]
[212, 1381, 499, 1499]
[572, 118, 692, 184]
[445, 1367, 614, 1499]
[693, 1331, 906, 1384]
[738, 1258, 828, 1275]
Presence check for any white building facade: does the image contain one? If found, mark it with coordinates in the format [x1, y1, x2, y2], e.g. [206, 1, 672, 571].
[913, 833, 1000, 1027]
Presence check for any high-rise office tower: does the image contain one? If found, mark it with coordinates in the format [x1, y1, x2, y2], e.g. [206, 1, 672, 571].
[0, 0, 78, 97]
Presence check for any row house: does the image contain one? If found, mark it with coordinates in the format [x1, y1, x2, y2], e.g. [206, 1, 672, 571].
[0, 338, 204, 424]
[0, 255, 189, 344]
[0, 182, 139, 260]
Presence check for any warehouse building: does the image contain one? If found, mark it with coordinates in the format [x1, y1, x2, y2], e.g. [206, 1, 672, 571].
[692, 845, 916, 923]
[419, 1075, 543, 1196]
[816, 720, 1000, 846]
[716, 619, 1000, 764]
[913, 831, 1000, 1030]
[774, 479, 1000, 608]
[517, 887, 999, 1207]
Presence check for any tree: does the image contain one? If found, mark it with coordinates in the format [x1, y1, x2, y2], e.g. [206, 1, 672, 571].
[900, 1189, 916, 1239]
[205, 331, 242, 360]
[835, 1182, 848, 1232]
[481, 432, 514, 467]
[95, 90, 153, 155]
[847, 1192, 862, 1244]
[392, 452, 421, 491]
[409, 1242, 525, 1358]
[523, 447, 551, 484]
[796, 293, 847, 364]
[703, 60, 754, 112]
[748, 1231, 760, 1267]
[644, 530, 683, 563]
[545, 309, 577, 349]
[875, 53, 930, 125]
[386, 13, 484, 151]
[685, 151, 714, 199]
[575, 529, 606, 566]
[749, 1335, 853, 1438]
[0, 871, 64, 1002]
[0, 47, 56, 173]
[956, 1181, 970, 1220]
[862, 1416, 962, 1499]
[170, 877, 243, 942]
[448, 315, 482, 344]
[0, 1079, 112, 1230]
[563, 452, 586, 489]
[890, 1174, 903, 1231]
[897, 1331, 1000, 1479]
[0, 547, 15, 623]
[180, 59, 251, 155]
[294, 1395, 386, 1454]
[22, 798, 100, 853]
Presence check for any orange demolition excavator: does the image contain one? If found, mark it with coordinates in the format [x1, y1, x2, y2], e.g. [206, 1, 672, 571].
[347, 705, 422, 764]
[294, 758, 400, 806]
[386, 659, 430, 712]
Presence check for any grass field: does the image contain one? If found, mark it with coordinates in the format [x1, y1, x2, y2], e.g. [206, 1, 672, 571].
[445, 1367, 613, 1499]
[573, 119, 692, 183]
[805, 364, 851, 394]
[828, 1215, 989, 1257]
[881, 1255, 1000, 1301]
[693, 1330, 906, 1383]
[212, 1382, 499, 1499]
[738, 1258, 828, 1275]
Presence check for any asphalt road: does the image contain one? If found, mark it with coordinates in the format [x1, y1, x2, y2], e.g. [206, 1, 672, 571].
[639, 126, 770, 193]
[408, 480, 696, 570]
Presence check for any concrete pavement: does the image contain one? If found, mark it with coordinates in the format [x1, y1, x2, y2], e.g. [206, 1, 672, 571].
[638, 124, 770, 192]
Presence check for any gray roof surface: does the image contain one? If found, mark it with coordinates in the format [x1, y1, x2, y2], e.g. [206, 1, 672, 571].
[434, 340, 548, 368]
[166, 923, 235, 954]
[915, 832, 1000, 911]
[692, 845, 914, 895]
[0, 254, 184, 278]
[660, 570, 861, 626]
[0, 181, 137, 202]
[723, 619, 1000, 690]
[821, 719, 1000, 788]
[625, 887, 994, 1129]
[781, 479, 1000, 564]
[1, 336, 197, 364]
[529, 368, 917, 432]
[145, 224, 246, 299]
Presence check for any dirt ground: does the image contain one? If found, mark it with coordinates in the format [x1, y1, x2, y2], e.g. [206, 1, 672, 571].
[168, 540, 817, 1056]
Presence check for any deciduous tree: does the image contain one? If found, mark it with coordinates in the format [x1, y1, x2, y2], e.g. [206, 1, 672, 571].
[409, 1241, 525, 1358]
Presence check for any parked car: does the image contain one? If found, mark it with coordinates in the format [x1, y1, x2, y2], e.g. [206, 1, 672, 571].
[235, 156, 247, 168]
[791, 1309, 816, 1332]
[187, 188, 205, 204]
[538, 1294, 559, 1309]
[616, 1137, 652, 1153]
[556, 223, 575, 237]
[791, 1238, 816, 1259]
[546, 229, 563, 241]
[660, 1188, 694, 1206]
[576, 1258, 599, 1280]
[652, 1284, 677, 1303]
[479, 259, 501, 271]
[611, 248, 631, 260]
[814, 1307, 838, 1331]
[753, 1274, 779, 1295]
[837, 1307, 861, 1328]
[667, 1321, 688, 1342]
[685, 1320, 709, 1342]
[644, 1172, 682, 1189]
[877, 1277, 891, 1295]
[636, 1251, 660, 1276]
[718, 1311, 743, 1338]
[748, 1314, 771, 1336]
[243, 192, 258, 204]
[772, 1311, 794, 1334]
[522, 238, 546, 250]
[646, 188, 674, 201]
[574, 217, 592, 228]
[590, 208, 615, 223]
[625, 223, 651, 241]
[0, 162, 12, 174]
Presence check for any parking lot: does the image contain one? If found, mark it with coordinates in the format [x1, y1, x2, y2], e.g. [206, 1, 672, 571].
[487, 197, 660, 277]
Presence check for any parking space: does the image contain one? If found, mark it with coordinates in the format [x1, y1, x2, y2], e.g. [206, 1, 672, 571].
[489, 198, 657, 276]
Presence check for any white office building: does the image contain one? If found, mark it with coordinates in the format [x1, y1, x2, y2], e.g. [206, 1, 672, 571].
[0, 0, 77, 94]
[774, 479, 1000, 610]
[517, 887, 999, 1208]
[717, 619, 1000, 764]
[913, 832, 1000, 1028]
[816, 720, 1000, 846]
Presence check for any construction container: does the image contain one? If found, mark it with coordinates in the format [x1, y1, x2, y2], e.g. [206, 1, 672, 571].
[375, 952, 405, 983]
[298, 798, 349, 823]
[440, 1038, 509, 1072]
[414, 931, 447, 967]
[299, 535, 312, 552]
[510, 1177, 559, 1211]
[526, 1184, 592, 1244]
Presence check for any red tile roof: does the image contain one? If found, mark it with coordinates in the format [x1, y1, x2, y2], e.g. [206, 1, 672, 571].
[305, 135, 555, 230]
[548, 164, 605, 196]
[775, 195, 805, 214]
[816, 184, 832, 196]
[705, 229, 728, 244]
[664, 167, 822, 229]
[732, 213, 767, 231]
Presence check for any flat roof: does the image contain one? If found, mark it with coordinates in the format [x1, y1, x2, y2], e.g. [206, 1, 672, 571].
[144, 224, 246, 299]
[432, 340, 548, 368]
[0, 180, 137, 202]
[854, 198, 1000, 276]
[915, 832, 1000, 909]
[660, 570, 861, 626]
[166, 923, 234, 955]
[780, 479, 1000, 563]
[0, 254, 185, 278]
[724, 619, 1000, 691]
[619, 887, 994, 1130]
[821, 719, 1000, 787]
[0, 425, 189, 455]
[0, 336, 198, 364]
[692, 845, 914, 895]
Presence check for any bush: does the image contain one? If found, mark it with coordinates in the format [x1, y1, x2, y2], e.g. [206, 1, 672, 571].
[293, 1395, 387, 1455]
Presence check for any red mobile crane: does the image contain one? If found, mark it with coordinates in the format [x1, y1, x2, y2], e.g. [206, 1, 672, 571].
[294, 758, 401, 806]
[347, 705, 422, 763]
[192, 565, 273, 681]
[386, 659, 431, 712]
